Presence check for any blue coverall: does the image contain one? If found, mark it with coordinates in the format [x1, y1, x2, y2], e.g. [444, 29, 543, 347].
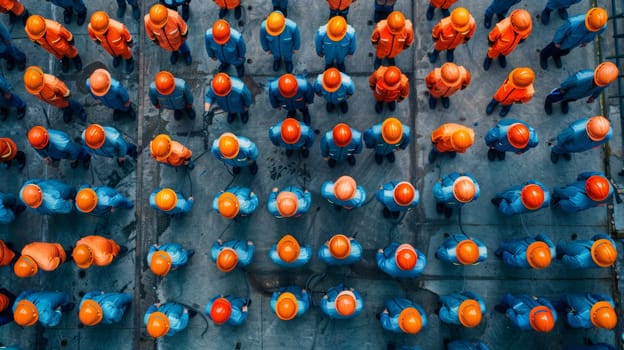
[546, 70, 612, 109]
[439, 292, 487, 325]
[313, 71, 354, 107]
[77, 185, 133, 216]
[542, 0, 583, 25]
[314, 23, 357, 69]
[556, 293, 615, 328]
[552, 118, 612, 155]
[259, 17, 300, 62]
[377, 242, 426, 278]
[541, 14, 606, 63]
[34, 129, 90, 162]
[320, 179, 366, 210]
[81, 126, 136, 159]
[205, 75, 251, 114]
[496, 234, 556, 268]
[149, 188, 193, 214]
[484, 119, 538, 154]
[498, 294, 557, 331]
[380, 298, 427, 333]
[269, 241, 312, 267]
[432, 172, 480, 208]
[320, 126, 363, 162]
[376, 181, 419, 213]
[211, 134, 258, 169]
[87, 77, 131, 113]
[270, 286, 310, 319]
[205, 26, 246, 74]
[552, 172, 612, 212]
[436, 234, 487, 265]
[144, 302, 189, 336]
[205, 295, 249, 326]
[484, 0, 521, 25]
[492, 180, 550, 215]
[320, 284, 363, 319]
[147, 243, 193, 271]
[210, 240, 255, 269]
[80, 292, 132, 324]
[318, 237, 362, 265]
[0, 192, 24, 224]
[268, 119, 315, 151]
[0, 23, 26, 71]
[149, 78, 193, 111]
[556, 233, 615, 268]
[212, 186, 258, 217]
[267, 186, 311, 218]
[20, 179, 75, 215]
[364, 122, 411, 156]
[13, 290, 71, 327]
[267, 76, 314, 120]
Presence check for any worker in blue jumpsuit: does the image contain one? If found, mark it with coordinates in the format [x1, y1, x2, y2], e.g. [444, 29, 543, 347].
[272, 0, 288, 17]
[144, 302, 189, 337]
[379, 298, 427, 334]
[320, 284, 363, 319]
[320, 123, 362, 167]
[260, 11, 301, 73]
[439, 292, 486, 326]
[117, 0, 140, 20]
[19, 179, 76, 215]
[87, 73, 134, 121]
[0, 192, 25, 224]
[29, 126, 91, 169]
[269, 235, 312, 267]
[364, 118, 411, 165]
[0, 76, 25, 120]
[205, 295, 249, 326]
[50, 0, 87, 25]
[555, 294, 616, 329]
[204, 73, 252, 123]
[483, 0, 521, 28]
[76, 185, 134, 216]
[318, 235, 362, 265]
[491, 180, 550, 215]
[495, 234, 556, 268]
[210, 132, 258, 175]
[149, 188, 194, 215]
[0, 288, 16, 326]
[447, 340, 491, 350]
[435, 234, 487, 265]
[212, 186, 258, 218]
[211, 239, 254, 270]
[313, 69, 354, 113]
[320, 176, 366, 210]
[268, 118, 315, 158]
[270, 286, 310, 320]
[551, 117, 612, 163]
[485, 119, 538, 161]
[432, 172, 479, 218]
[267, 75, 314, 125]
[267, 186, 311, 218]
[551, 172, 613, 212]
[314, 17, 357, 72]
[13, 290, 73, 327]
[377, 242, 426, 278]
[147, 243, 194, 272]
[556, 233, 617, 268]
[149, 73, 195, 121]
[494, 293, 557, 331]
[79, 291, 132, 324]
[205, 20, 246, 76]
[82, 124, 137, 166]
[541, 0, 582, 25]
[0, 23, 26, 72]
[161, 0, 190, 21]
[376, 181, 419, 218]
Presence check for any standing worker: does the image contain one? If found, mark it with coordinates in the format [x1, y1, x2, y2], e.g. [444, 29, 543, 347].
[321, 175, 366, 211]
[271, 286, 310, 321]
[320, 123, 362, 167]
[204, 72, 251, 124]
[149, 134, 193, 169]
[0, 22, 26, 72]
[376, 181, 418, 219]
[88, 12, 135, 74]
[374, 0, 397, 22]
[371, 11, 413, 69]
[267, 186, 311, 218]
[149, 188, 194, 215]
[314, 16, 356, 72]
[0, 0, 29, 25]
[206, 295, 250, 326]
[551, 172, 612, 212]
[268, 74, 313, 125]
[0, 192, 25, 224]
[540, 0, 582, 25]
[72, 235, 124, 269]
[75, 185, 133, 216]
[377, 242, 426, 278]
[24, 16, 83, 72]
[369, 66, 409, 113]
[429, 8, 476, 63]
[205, 19, 246, 76]
[82, 124, 137, 166]
[426, 0, 456, 21]
[13, 242, 67, 278]
[485, 119, 538, 161]
[0, 137, 25, 170]
[435, 233, 487, 265]
[314, 68, 354, 114]
[491, 180, 550, 215]
[320, 284, 363, 319]
[47, 0, 87, 25]
[144, 302, 190, 338]
[318, 234, 362, 265]
[211, 239, 254, 272]
[556, 294, 617, 329]
[259, 11, 300, 73]
[79, 291, 132, 326]
[379, 298, 427, 334]
[269, 234, 312, 267]
[551, 116, 611, 163]
[483, 0, 521, 28]
[432, 172, 479, 218]
[556, 234, 617, 269]
[268, 118, 314, 158]
[149, 71, 195, 121]
[483, 9, 532, 70]
[212, 0, 242, 19]
[425, 62, 470, 109]
[213, 186, 258, 219]
[495, 234, 556, 269]
[19, 179, 76, 215]
[144, 4, 192, 65]
[0, 75, 26, 120]
[13, 290, 72, 327]
[364, 117, 411, 165]
[28, 125, 91, 169]
[438, 292, 486, 328]
[147, 242, 194, 276]
[87, 69, 135, 121]
[485, 67, 535, 117]
[428, 123, 474, 163]
[211, 132, 258, 174]
[494, 293, 557, 333]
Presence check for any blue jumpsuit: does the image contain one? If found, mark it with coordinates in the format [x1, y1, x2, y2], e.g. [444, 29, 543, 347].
[542, 14, 606, 63]
[432, 172, 480, 208]
[149, 78, 193, 112]
[147, 243, 193, 271]
[0, 192, 23, 224]
[484, 119, 538, 154]
[13, 290, 71, 327]
[205, 26, 246, 74]
[320, 284, 363, 319]
[318, 237, 362, 265]
[544, 0, 582, 11]
[435, 234, 487, 265]
[320, 127, 363, 161]
[380, 298, 427, 333]
[313, 71, 355, 107]
[87, 78, 131, 113]
[34, 129, 90, 162]
[269, 242, 312, 267]
[0, 23, 26, 71]
[556, 293, 615, 328]
[205, 76, 251, 114]
[267, 186, 311, 218]
[211, 135, 258, 169]
[0, 76, 25, 112]
[552, 172, 612, 212]
[268, 119, 315, 151]
[364, 122, 411, 156]
[149, 188, 193, 214]
[320, 180, 366, 209]
[270, 286, 310, 318]
[498, 294, 557, 331]
[557, 233, 615, 268]
[547, 70, 611, 107]
[81, 126, 136, 159]
[439, 292, 487, 325]
[210, 240, 254, 269]
[144, 302, 189, 336]
[20, 179, 75, 215]
[267, 76, 314, 119]
[259, 17, 300, 62]
[80, 292, 132, 324]
[492, 180, 550, 215]
[212, 186, 258, 217]
[496, 234, 556, 268]
[205, 295, 248, 326]
[376, 181, 419, 213]
[314, 23, 357, 68]
[50, 0, 87, 19]
[77, 185, 133, 216]
[447, 340, 491, 350]
[484, 0, 521, 22]
[552, 118, 612, 155]
[377, 242, 426, 278]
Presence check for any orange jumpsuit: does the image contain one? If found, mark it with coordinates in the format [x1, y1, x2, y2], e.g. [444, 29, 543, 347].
[429, 0, 457, 9]
[0, 0, 25, 16]
[327, 0, 354, 10]
[88, 19, 133, 60]
[431, 123, 475, 153]
[432, 16, 476, 51]
[0, 240, 15, 266]
[75, 235, 121, 267]
[212, 0, 240, 9]
[28, 19, 78, 60]
[144, 9, 188, 52]
[368, 67, 409, 102]
[0, 138, 18, 163]
[152, 141, 192, 166]
[21, 242, 66, 271]
[371, 19, 414, 59]
[29, 74, 71, 109]
[493, 80, 534, 106]
[425, 66, 471, 98]
[487, 18, 530, 59]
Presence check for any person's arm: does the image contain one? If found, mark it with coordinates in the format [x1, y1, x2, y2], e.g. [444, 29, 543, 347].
[182, 82, 194, 105]
[552, 22, 570, 46]
[292, 25, 301, 51]
[314, 30, 324, 57]
[241, 85, 252, 108]
[237, 34, 246, 60]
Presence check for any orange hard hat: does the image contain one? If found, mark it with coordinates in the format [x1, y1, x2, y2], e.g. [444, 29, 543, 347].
[84, 124, 107, 149]
[75, 188, 98, 213]
[456, 240, 480, 265]
[14, 255, 38, 277]
[450, 8, 471, 32]
[327, 16, 348, 41]
[90, 11, 110, 34]
[155, 188, 177, 212]
[332, 123, 352, 147]
[591, 239, 617, 267]
[585, 175, 611, 202]
[0, 293, 8, 312]
[154, 71, 175, 95]
[21, 184, 43, 208]
[276, 234, 300, 263]
[393, 182, 415, 206]
[510, 9, 532, 34]
[147, 311, 171, 338]
[278, 74, 298, 98]
[395, 243, 417, 270]
[281, 118, 302, 144]
[72, 244, 93, 269]
[509, 67, 535, 88]
[275, 292, 298, 320]
[150, 250, 172, 276]
[322, 68, 342, 92]
[440, 63, 461, 87]
[23, 66, 45, 93]
[149, 4, 169, 28]
[529, 306, 555, 332]
[450, 129, 473, 150]
[14, 300, 39, 326]
[212, 72, 232, 97]
[452, 176, 476, 203]
[520, 184, 545, 210]
[585, 7, 608, 32]
[218, 133, 240, 159]
[590, 301, 617, 329]
[458, 299, 482, 328]
[210, 298, 233, 325]
[387, 11, 406, 34]
[526, 241, 552, 269]
[216, 248, 238, 272]
[266, 11, 286, 36]
[398, 307, 422, 334]
[28, 126, 49, 149]
[25, 15, 47, 39]
[334, 176, 357, 201]
[276, 191, 298, 217]
[89, 69, 112, 97]
[335, 291, 357, 317]
[585, 116, 610, 141]
[383, 66, 402, 89]
[212, 19, 231, 45]
[79, 299, 104, 326]
[594, 62, 619, 87]
[217, 192, 240, 219]
[329, 234, 351, 259]
[150, 134, 173, 158]
[381, 117, 403, 144]
[507, 123, 530, 149]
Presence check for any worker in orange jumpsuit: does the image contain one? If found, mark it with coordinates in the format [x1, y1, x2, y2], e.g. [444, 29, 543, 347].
[426, 0, 456, 21]
[486, 67, 534, 117]
[429, 123, 474, 163]
[0, 0, 29, 25]
[429, 7, 476, 63]
[326, 0, 356, 20]
[88, 11, 134, 74]
[144, 4, 192, 66]
[0, 240, 15, 267]
[370, 11, 413, 69]
[212, 0, 242, 19]
[0, 137, 25, 170]
[13, 242, 67, 278]
[483, 9, 532, 71]
[23, 66, 86, 123]
[24, 15, 82, 73]
[425, 62, 470, 109]
[369, 66, 409, 114]
[150, 134, 193, 169]
[72, 235, 125, 269]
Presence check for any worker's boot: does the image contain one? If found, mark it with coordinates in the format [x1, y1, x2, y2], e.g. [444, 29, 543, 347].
[113, 56, 122, 67]
[125, 57, 135, 74]
[560, 101, 569, 114]
[428, 50, 439, 63]
[241, 110, 249, 124]
[183, 52, 192, 66]
[541, 8, 551, 25]
[485, 99, 498, 115]
[446, 49, 454, 62]
[374, 101, 383, 113]
[170, 51, 179, 65]
[63, 8, 73, 24]
[484, 14, 493, 29]
[373, 57, 382, 69]
[73, 55, 83, 71]
[76, 10, 87, 25]
[499, 104, 511, 117]
[483, 56, 492, 71]
[16, 106, 25, 120]
[425, 5, 434, 20]
[117, 4, 126, 18]
[132, 6, 141, 20]
[234, 5, 242, 19]
[550, 151, 559, 164]
[429, 96, 437, 109]
[273, 59, 281, 72]
[557, 8, 568, 20]
[61, 57, 70, 73]
[301, 108, 311, 125]
[16, 151, 26, 170]
[544, 100, 553, 115]
[284, 60, 293, 73]
[497, 55, 507, 68]
[441, 97, 450, 108]
[182, 3, 190, 21]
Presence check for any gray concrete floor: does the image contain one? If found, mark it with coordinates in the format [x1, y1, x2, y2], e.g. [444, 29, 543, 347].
[0, 0, 623, 349]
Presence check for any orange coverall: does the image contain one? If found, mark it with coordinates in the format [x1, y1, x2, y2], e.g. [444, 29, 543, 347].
[327, 0, 354, 10]
[0, 0, 25, 16]
[144, 9, 188, 52]
[0, 240, 15, 266]
[21, 242, 66, 271]
[0, 138, 18, 163]
[371, 20, 414, 59]
[75, 235, 121, 267]
[493, 80, 534, 106]
[29, 74, 71, 109]
[432, 16, 476, 51]
[425, 67, 471, 98]
[429, 0, 457, 9]
[152, 141, 192, 167]
[88, 19, 133, 60]
[369, 67, 409, 102]
[28, 19, 78, 60]
[487, 18, 530, 58]
[431, 123, 475, 153]
[212, 0, 240, 9]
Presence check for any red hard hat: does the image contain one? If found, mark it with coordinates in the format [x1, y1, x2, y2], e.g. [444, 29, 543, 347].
[278, 74, 298, 98]
[393, 182, 415, 206]
[520, 184, 545, 210]
[585, 175, 611, 202]
[332, 123, 352, 147]
[280, 118, 301, 145]
[395, 244, 417, 270]
[529, 306, 555, 332]
[154, 71, 175, 95]
[507, 123, 530, 149]
[212, 19, 231, 44]
[210, 298, 233, 325]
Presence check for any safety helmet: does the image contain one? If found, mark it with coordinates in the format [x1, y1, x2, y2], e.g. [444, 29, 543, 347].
[334, 176, 357, 201]
[452, 176, 476, 203]
[585, 175, 611, 202]
[150, 134, 173, 158]
[278, 74, 298, 98]
[440, 63, 461, 87]
[585, 7, 608, 32]
[335, 291, 357, 317]
[591, 239, 617, 267]
[14, 300, 39, 326]
[280, 118, 301, 144]
[327, 16, 348, 41]
[275, 292, 298, 320]
[393, 182, 415, 206]
[456, 240, 480, 265]
[529, 306, 555, 332]
[212, 19, 231, 45]
[276, 191, 298, 217]
[386, 11, 406, 34]
[585, 116, 610, 141]
[381, 117, 403, 145]
[0, 293, 9, 312]
[507, 123, 530, 149]
[25, 15, 47, 39]
[450, 8, 471, 32]
[594, 62, 619, 87]
[590, 301, 617, 329]
[509, 9, 532, 34]
[216, 248, 238, 272]
[148, 4, 169, 28]
[329, 234, 351, 259]
[150, 250, 172, 276]
[218, 133, 239, 159]
[526, 241, 552, 269]
[75, 188, 98, 213]
[215, 192, 238, 219]
[276, 234, 300, 263]
[155, 188, 177, 212]
[79, 299, 104, 326]
[89, 69, 112, 97]
[14, 255, 38, 277]
[72, 244, 93, 269]
[395, 243, 417, 270]
[147, 311, 171, 338]
[450, 129, 473, 150]
[23, 66, 45, 93]
[458, 299, 482, 328]
[382, 66, 402, 89]
[21, 184, 43, 208]
[84, 124, 107, 149]
[210, 298, 233, 325]
[520, 184, 545, 210]
[28, 126, 49, 149]
[212, 72, 233, 96]
[332, 123, 352, 147]
[322, 68, 342, 92]
[90, 11, 110, 34]
[266, 11, 286, 36]
[154, 71, 175, 95]
[398, 307, 422, 334]
[508, 67, 535, 88]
